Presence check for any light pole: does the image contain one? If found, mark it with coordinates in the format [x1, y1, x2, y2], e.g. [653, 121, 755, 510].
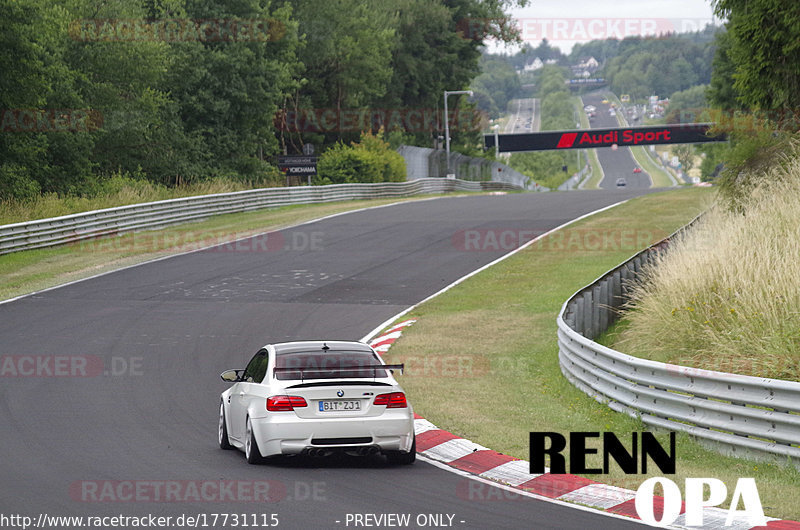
[444, 89, 473, 177]
[492, 124, 500, 158]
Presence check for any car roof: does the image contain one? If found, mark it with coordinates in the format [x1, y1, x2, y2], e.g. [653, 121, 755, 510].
[269, 340, 375, 355]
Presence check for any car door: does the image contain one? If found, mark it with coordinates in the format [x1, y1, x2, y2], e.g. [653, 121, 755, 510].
[231, 349, 269, 442]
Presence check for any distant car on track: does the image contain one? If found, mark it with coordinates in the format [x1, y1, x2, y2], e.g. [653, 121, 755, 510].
[219, 341, 416, 465]
[633, 167, 642, 174]
[616, 178, 627, 187]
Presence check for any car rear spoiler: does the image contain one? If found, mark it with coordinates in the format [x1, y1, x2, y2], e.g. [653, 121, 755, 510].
[272, 364, 404, 383]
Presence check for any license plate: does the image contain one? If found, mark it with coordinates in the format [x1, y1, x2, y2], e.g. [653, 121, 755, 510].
[318, 400, 361, 412]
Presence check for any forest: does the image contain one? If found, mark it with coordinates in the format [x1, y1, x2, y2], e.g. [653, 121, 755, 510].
[0, 0, 525, 200]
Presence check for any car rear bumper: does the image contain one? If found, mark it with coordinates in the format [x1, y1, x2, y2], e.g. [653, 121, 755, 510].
[250, 412, 415, 457]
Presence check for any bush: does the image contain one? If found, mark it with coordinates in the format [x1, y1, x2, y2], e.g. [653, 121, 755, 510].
[316, 131, 406, 185]
[711, 117, 799, 211]
[0, 164, 41, 201]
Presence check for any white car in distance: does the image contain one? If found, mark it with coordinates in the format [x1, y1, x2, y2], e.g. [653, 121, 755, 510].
[219, 341, 415, 465]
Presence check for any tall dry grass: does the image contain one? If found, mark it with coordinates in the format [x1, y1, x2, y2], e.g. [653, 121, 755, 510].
[0, 176, 279, 226]
[617, 157, 800, 380]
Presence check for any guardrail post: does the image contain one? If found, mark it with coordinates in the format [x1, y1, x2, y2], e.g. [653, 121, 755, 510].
[582, 291, 593, 338]
[611, 270, 622, 308]
[591, 285, 601, 340]
[599, 279, 609, 331]
[572, 298, 584, 334]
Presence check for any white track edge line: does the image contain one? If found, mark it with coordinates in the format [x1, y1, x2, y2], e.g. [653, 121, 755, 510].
[360, 199, 629, 342]
[0, 196, 446, 307]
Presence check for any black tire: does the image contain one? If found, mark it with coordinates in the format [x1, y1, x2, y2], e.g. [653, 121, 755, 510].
[245, 417, 264, 464]
[387, 436, 416, 465]
[218, 402, 233, 450]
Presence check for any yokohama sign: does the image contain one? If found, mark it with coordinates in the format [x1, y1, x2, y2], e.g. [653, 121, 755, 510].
[485, 124, 726, 152]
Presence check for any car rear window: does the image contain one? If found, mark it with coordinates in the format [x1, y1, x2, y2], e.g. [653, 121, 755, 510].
[274, 350, 388, 380]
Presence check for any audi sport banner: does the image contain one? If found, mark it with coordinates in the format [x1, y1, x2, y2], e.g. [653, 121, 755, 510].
[485, 123, 726, 152]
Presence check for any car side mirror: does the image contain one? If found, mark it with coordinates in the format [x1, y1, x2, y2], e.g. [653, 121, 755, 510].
[220, 369, 244, 382]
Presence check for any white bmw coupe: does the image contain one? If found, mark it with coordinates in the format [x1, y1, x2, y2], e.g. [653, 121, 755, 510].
[219, 341, 416, 465]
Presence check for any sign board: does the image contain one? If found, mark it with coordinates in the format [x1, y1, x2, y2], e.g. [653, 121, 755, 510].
[277, 155, 317, 186]
[566, 78, 606, 85]
[484, 124, 726, 153]
[277, 155, 317, 177]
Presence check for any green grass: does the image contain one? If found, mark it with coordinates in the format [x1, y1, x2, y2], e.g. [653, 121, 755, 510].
[582, 148, 604, 189]
[381, 186, 800, 521]
[0, 195, 451, 302]
[568, 95, 604, 189]
[630, 145, 676, 187]
[573, 96, 590, 129]
[571, 96, 603, 189]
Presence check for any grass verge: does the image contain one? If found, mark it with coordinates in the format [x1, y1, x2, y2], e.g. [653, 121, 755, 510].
[630, 145, 676, 188]
[0, 195, 449, 302]
[572, 96, 603, 190]
[0, 177, 280, 225]
[582, 149, 604, 189]
[382, 186, 800, 520]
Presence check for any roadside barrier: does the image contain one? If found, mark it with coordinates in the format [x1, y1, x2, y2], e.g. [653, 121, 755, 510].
[0, 178, 519, 255]
[557, 217, 800, 467]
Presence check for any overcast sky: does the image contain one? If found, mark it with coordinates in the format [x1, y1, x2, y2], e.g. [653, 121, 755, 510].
[489, 0, 720, 54]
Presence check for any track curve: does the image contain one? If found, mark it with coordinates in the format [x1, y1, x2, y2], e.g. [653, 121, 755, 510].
[0, 192, 653, 528]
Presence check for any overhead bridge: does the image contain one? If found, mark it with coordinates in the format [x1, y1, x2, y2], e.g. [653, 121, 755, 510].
[485, 123, 727, 153]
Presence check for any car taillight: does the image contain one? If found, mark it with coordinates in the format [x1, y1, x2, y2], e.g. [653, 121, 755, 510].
[267, 395, 308, 411]
[373, 392, 407, 408]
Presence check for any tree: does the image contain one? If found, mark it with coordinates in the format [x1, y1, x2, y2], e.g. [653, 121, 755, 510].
[165, 0, 301, 180]
[706, 29, 740, 110]
[665, 85, 708, 123]
[674, 144, 696, 174]
[710, 1, 800, 120]
[599, 31, 718, 102]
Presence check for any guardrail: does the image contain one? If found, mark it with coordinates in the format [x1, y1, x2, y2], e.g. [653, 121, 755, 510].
[397, 145, 538, 190]
[557, 218, 800, 467]
[0, 178, 520, 255]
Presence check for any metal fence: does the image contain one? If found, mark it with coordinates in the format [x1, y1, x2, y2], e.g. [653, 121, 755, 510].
[397, 145, 541, 191]
[558, 160, 591, 191]
[0, 178, 520, 255]
[557, 218, 800, 467]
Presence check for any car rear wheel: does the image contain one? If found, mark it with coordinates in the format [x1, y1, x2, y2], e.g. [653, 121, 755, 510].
[245, 417, 264, 464]
[387, 436, 416, 465]
[219, 402, 233, 450]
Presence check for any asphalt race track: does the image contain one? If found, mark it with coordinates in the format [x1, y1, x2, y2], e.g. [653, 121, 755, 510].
[582, 94, 653, 189]
[0, 192, 655, 529]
